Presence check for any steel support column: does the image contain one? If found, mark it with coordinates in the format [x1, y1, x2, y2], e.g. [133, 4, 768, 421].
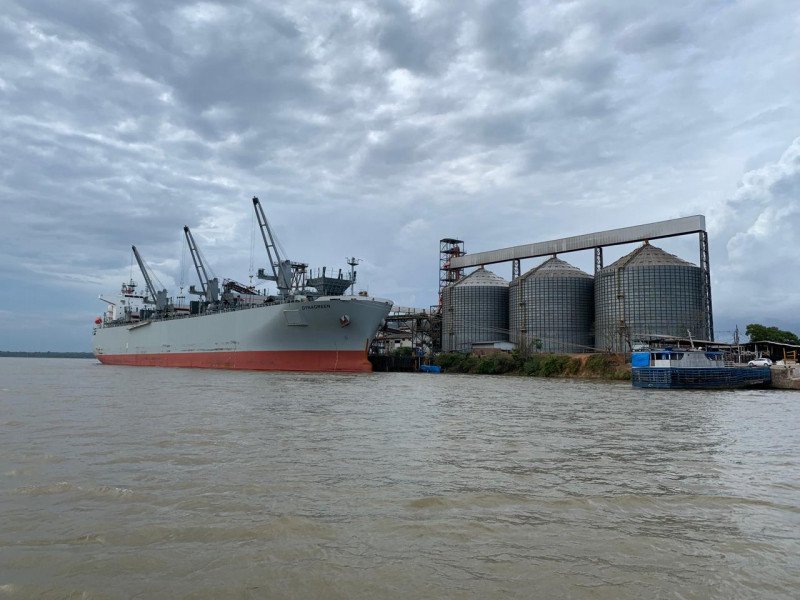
[699, 231, 714, 340]
[594, 247, 603, 274]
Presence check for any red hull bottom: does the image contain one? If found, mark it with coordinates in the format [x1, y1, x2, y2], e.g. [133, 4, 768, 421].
[96, 350, 373, 372]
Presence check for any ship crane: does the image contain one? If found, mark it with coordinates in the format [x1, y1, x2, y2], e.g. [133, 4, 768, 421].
[183, 226, 220, 303]
[223, 279, 258, 295]
[131, 245, 168, 311]
[252, 196, 296, 297]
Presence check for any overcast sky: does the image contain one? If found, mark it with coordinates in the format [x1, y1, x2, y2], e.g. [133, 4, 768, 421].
[1, 0, 798, 351]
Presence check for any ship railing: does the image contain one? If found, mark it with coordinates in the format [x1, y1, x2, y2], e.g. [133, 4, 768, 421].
[102, 297, 299, 327]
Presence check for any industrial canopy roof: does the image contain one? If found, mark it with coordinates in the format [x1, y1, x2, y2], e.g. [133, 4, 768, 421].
[448, 215, 706, 270]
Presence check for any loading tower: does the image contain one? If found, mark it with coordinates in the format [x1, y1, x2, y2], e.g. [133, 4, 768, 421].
[439, 238, 464, 301]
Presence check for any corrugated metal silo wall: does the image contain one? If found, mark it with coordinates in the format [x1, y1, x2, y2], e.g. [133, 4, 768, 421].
[442, 285, 509, 352]
[595, 265, 709, 352]
[442, 285, 455, 351]
[510, 277, 594, 352]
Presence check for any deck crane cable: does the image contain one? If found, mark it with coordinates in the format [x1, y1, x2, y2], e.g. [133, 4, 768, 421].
[196, 244, 216, 281]
[145, 256, 167, 292]
[154, 264, 166, 291]
[259, 201, 289, 266]
[274, 231, 289, 265]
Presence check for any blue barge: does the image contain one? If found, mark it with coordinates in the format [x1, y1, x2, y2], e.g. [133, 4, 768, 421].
[631, 349, 771, 389]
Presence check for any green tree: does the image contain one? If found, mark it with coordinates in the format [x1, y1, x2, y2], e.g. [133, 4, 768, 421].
[392, 346, 415, 357]
[745, 324, 800, 345]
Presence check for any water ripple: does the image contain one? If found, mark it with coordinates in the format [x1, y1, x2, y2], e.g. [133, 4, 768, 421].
[0, 359, 798, 599]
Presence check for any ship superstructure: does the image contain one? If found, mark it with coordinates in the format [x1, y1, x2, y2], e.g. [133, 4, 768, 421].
[93, 197, 391, 372]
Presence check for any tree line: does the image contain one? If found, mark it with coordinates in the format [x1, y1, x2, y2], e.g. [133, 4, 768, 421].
[746, 324, 800, 345]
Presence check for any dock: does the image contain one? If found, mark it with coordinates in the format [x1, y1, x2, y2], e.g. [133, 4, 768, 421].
[770, 365, 800, 390]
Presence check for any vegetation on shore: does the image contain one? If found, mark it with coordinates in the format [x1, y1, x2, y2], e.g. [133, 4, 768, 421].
[746, 323, 800, 345]
[433, 351, 631, 380]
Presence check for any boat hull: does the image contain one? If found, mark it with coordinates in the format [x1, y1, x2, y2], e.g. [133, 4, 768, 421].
[632, 366, 771, 389]
[93, 296, 391, 373]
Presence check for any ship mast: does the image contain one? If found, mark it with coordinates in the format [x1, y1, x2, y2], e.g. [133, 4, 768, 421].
[183, 226, 219, 302]
[252, 196, 293, 296]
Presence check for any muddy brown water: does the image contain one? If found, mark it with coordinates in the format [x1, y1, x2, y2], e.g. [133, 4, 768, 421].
[1, 358, 798, 598]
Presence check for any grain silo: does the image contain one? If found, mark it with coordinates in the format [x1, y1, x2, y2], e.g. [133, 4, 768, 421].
[509, 256, 594, 353]
[595, 242, 708, 352]
[442, 267, 509, 352]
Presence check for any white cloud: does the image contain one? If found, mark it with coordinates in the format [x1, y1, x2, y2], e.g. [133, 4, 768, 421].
[0, 0, 799, 348]
[710, 138, 800, 326]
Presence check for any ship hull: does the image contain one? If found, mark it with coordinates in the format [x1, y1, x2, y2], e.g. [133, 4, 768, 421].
[93, 296, 391, 373]
[632, 366, 771, 389]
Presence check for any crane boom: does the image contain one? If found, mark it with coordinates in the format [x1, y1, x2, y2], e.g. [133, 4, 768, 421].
[184, 226, 210, 298]
[252, 196, 292, 295]
[131, 245, 169, 311]
[132, 245, 158, 303]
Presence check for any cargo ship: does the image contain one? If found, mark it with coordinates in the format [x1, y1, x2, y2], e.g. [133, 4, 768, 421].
[93, 197, 392, 372]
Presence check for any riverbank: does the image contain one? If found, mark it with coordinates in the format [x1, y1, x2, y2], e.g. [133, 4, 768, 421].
[433, 352, 631, 380]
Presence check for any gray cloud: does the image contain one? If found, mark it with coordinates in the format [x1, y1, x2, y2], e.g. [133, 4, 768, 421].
[617, 18, 689, 54]
[377, 0, 463, 74]
[712, 138, 800, 314]
[0, 0, 798, 349]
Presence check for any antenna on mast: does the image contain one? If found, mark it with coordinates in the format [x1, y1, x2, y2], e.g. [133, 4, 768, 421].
[346, 257, 359, 296]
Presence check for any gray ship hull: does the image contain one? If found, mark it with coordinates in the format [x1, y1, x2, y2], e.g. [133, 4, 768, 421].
[93, 296, 391, 372]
